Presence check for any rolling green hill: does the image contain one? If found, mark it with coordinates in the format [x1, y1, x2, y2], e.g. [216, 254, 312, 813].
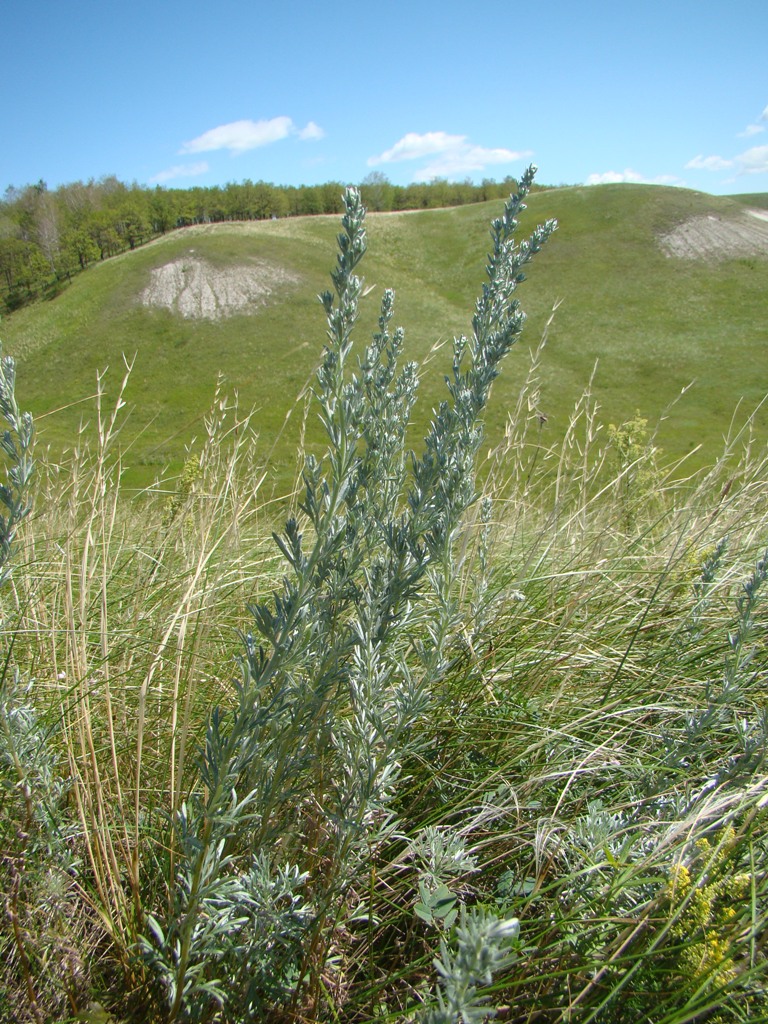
[3, 183, 767, 493]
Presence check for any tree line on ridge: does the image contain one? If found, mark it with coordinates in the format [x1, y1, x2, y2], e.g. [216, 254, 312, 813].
[0, 172, 553, 313]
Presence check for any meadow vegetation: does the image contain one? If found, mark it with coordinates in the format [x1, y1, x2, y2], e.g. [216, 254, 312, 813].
[1, 171, 767, 1023]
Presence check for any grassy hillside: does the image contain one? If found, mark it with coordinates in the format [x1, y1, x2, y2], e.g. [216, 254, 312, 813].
[2, 183, 767, 494]
[729, 191, 768, 210]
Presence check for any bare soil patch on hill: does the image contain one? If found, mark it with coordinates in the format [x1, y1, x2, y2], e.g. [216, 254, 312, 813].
[658, 208, 768, 260]
[141, 252, 300, 319]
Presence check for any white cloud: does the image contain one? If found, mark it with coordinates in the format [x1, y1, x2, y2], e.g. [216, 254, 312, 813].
[679, 108, 768, 180]
[149, 162, 209, 184]
[685, 154, 734, 171]
[370, 131, 465, 164]
[684, 145, 768, 177]
[177, 116, 325, 156]
[420, 145, 533, 180]
[737, 105, 768, 137]
[585, 168, 683, 186]
[368, 131, 532, 181]
[180, 117, 295, 154]
[299, 121, 325, 141]
[736, 144, 768, 175]
[586, 168, 643, 185]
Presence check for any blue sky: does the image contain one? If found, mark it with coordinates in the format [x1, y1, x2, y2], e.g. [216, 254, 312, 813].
[3, 0, 767, 196]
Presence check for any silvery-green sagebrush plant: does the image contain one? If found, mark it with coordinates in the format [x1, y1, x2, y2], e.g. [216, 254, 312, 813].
[0, 344, 34, 586]
[140, 168, 556, 1022]
[0, 345, 54, 1022]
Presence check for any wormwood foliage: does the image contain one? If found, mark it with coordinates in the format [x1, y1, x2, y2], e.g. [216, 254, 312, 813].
[139, 170, 556, 1020]
[0, 346, 54, 1024]
[0, 345, 34, 584]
